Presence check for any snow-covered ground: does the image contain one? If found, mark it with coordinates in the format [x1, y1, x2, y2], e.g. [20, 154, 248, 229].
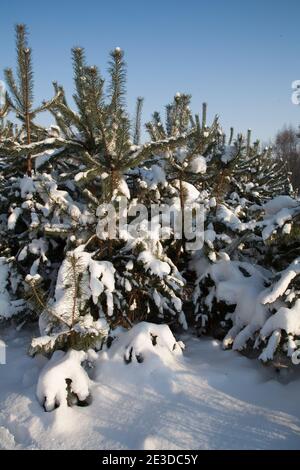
[0, 325, 300, 450]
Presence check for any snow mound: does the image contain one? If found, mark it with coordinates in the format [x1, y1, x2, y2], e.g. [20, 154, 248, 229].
[0, 426, 16, 449]
[1, 327, 300, 449]
[37, 349, 91, 412]
[96, 322, 184, 381]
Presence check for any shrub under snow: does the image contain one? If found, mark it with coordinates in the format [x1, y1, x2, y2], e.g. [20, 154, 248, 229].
[37, 322, 185, 411]
[37, 349, 93, 411]
[101, 321, 184, 367]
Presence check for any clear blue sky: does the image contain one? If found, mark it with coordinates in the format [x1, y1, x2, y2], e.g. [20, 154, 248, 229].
[1, 0, 300, 143]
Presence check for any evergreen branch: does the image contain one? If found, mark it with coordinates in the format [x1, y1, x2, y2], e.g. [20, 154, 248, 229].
[0, 93, 10, 118]
[53, 98, 92, 140]
[50, 83, 76, 138]
[27, 278, 72, 328]
[133, 97, 144, 145]
[16, 24, 28, 100]
[108, 47, 126, 114]
[4, 68, 23, 110]
[31, 88, 64, 116]
[125, 128, 197, 168]
[81, 151, 103, 169]
[72, 47, 87, 117]
[0, 137, 83, 156]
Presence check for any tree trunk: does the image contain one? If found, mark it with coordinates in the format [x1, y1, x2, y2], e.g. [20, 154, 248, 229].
[24, 50, 32, 176]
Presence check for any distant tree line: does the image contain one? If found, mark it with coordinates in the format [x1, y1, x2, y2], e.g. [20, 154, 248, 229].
[273, 126, 300, 192]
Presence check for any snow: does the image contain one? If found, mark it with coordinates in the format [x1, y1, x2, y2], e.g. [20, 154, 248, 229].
[194, 259, 271, 351]
[0, 339, 5, 364]
[216, 204, 255, 232]
[88, 258, 115, 304]
[136, 164, 166, 190]
[0, 260, 11, 320]
[7, 207, 22, 230]
[261, 259, 300, 305]
[259, 198, 300, 241]
[0, 325, 300, 449]
[114, 177, 130, 199]
[97, 322, 184, 371]
[138, 250, 171, 278]
[172, 180, 200, 204]
[125, 260, 134, 270]
[195, 254, 300, 360]
[47, 182, 82, 221]
[34, 149, 62, 170]
[208, 260, 267, 329]
[40, 247, 116, 330]
[216, 205, 242, 231]
[260, 300, 300, 338]
[261, 207, 294, 241]
[18, 239, 48, 264]
[19, 176, 36, 199]
[148, 164, 166, 188]
[0, 259, 23, 320]
[259, 330, 282, 363]
[283, 223, 292, 234]
[37, 349, 90, 412]
[188, 155, 207, 174]
[0, 426, 15, 450]
[263, 196, 298, 216]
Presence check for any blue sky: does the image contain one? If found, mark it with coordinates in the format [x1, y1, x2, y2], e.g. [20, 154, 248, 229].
[0, 0, 300, 143]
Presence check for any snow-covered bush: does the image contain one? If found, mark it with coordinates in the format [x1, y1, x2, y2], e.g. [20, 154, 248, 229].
[193, 190, 300, 365]
[96, 321, 185, 382]
[36, 322, 184, 411]
[37, 349, 93, 411]
[194, 257, 270, 341]
[30, 235, 187, 356]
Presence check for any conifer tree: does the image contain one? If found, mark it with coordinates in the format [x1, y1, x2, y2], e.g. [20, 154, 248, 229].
[0, 24, 298, 369]
[2, 24, 61, 175]
[15, 44, 196, 353]
[142, 97, 220, 258]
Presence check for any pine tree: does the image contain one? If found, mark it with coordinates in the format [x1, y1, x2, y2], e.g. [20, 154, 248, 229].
[20, 44, 197, 352]
[3, 25, 61, 175]
[0, 24, 299, 369]
[192, 128, 298, 364]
